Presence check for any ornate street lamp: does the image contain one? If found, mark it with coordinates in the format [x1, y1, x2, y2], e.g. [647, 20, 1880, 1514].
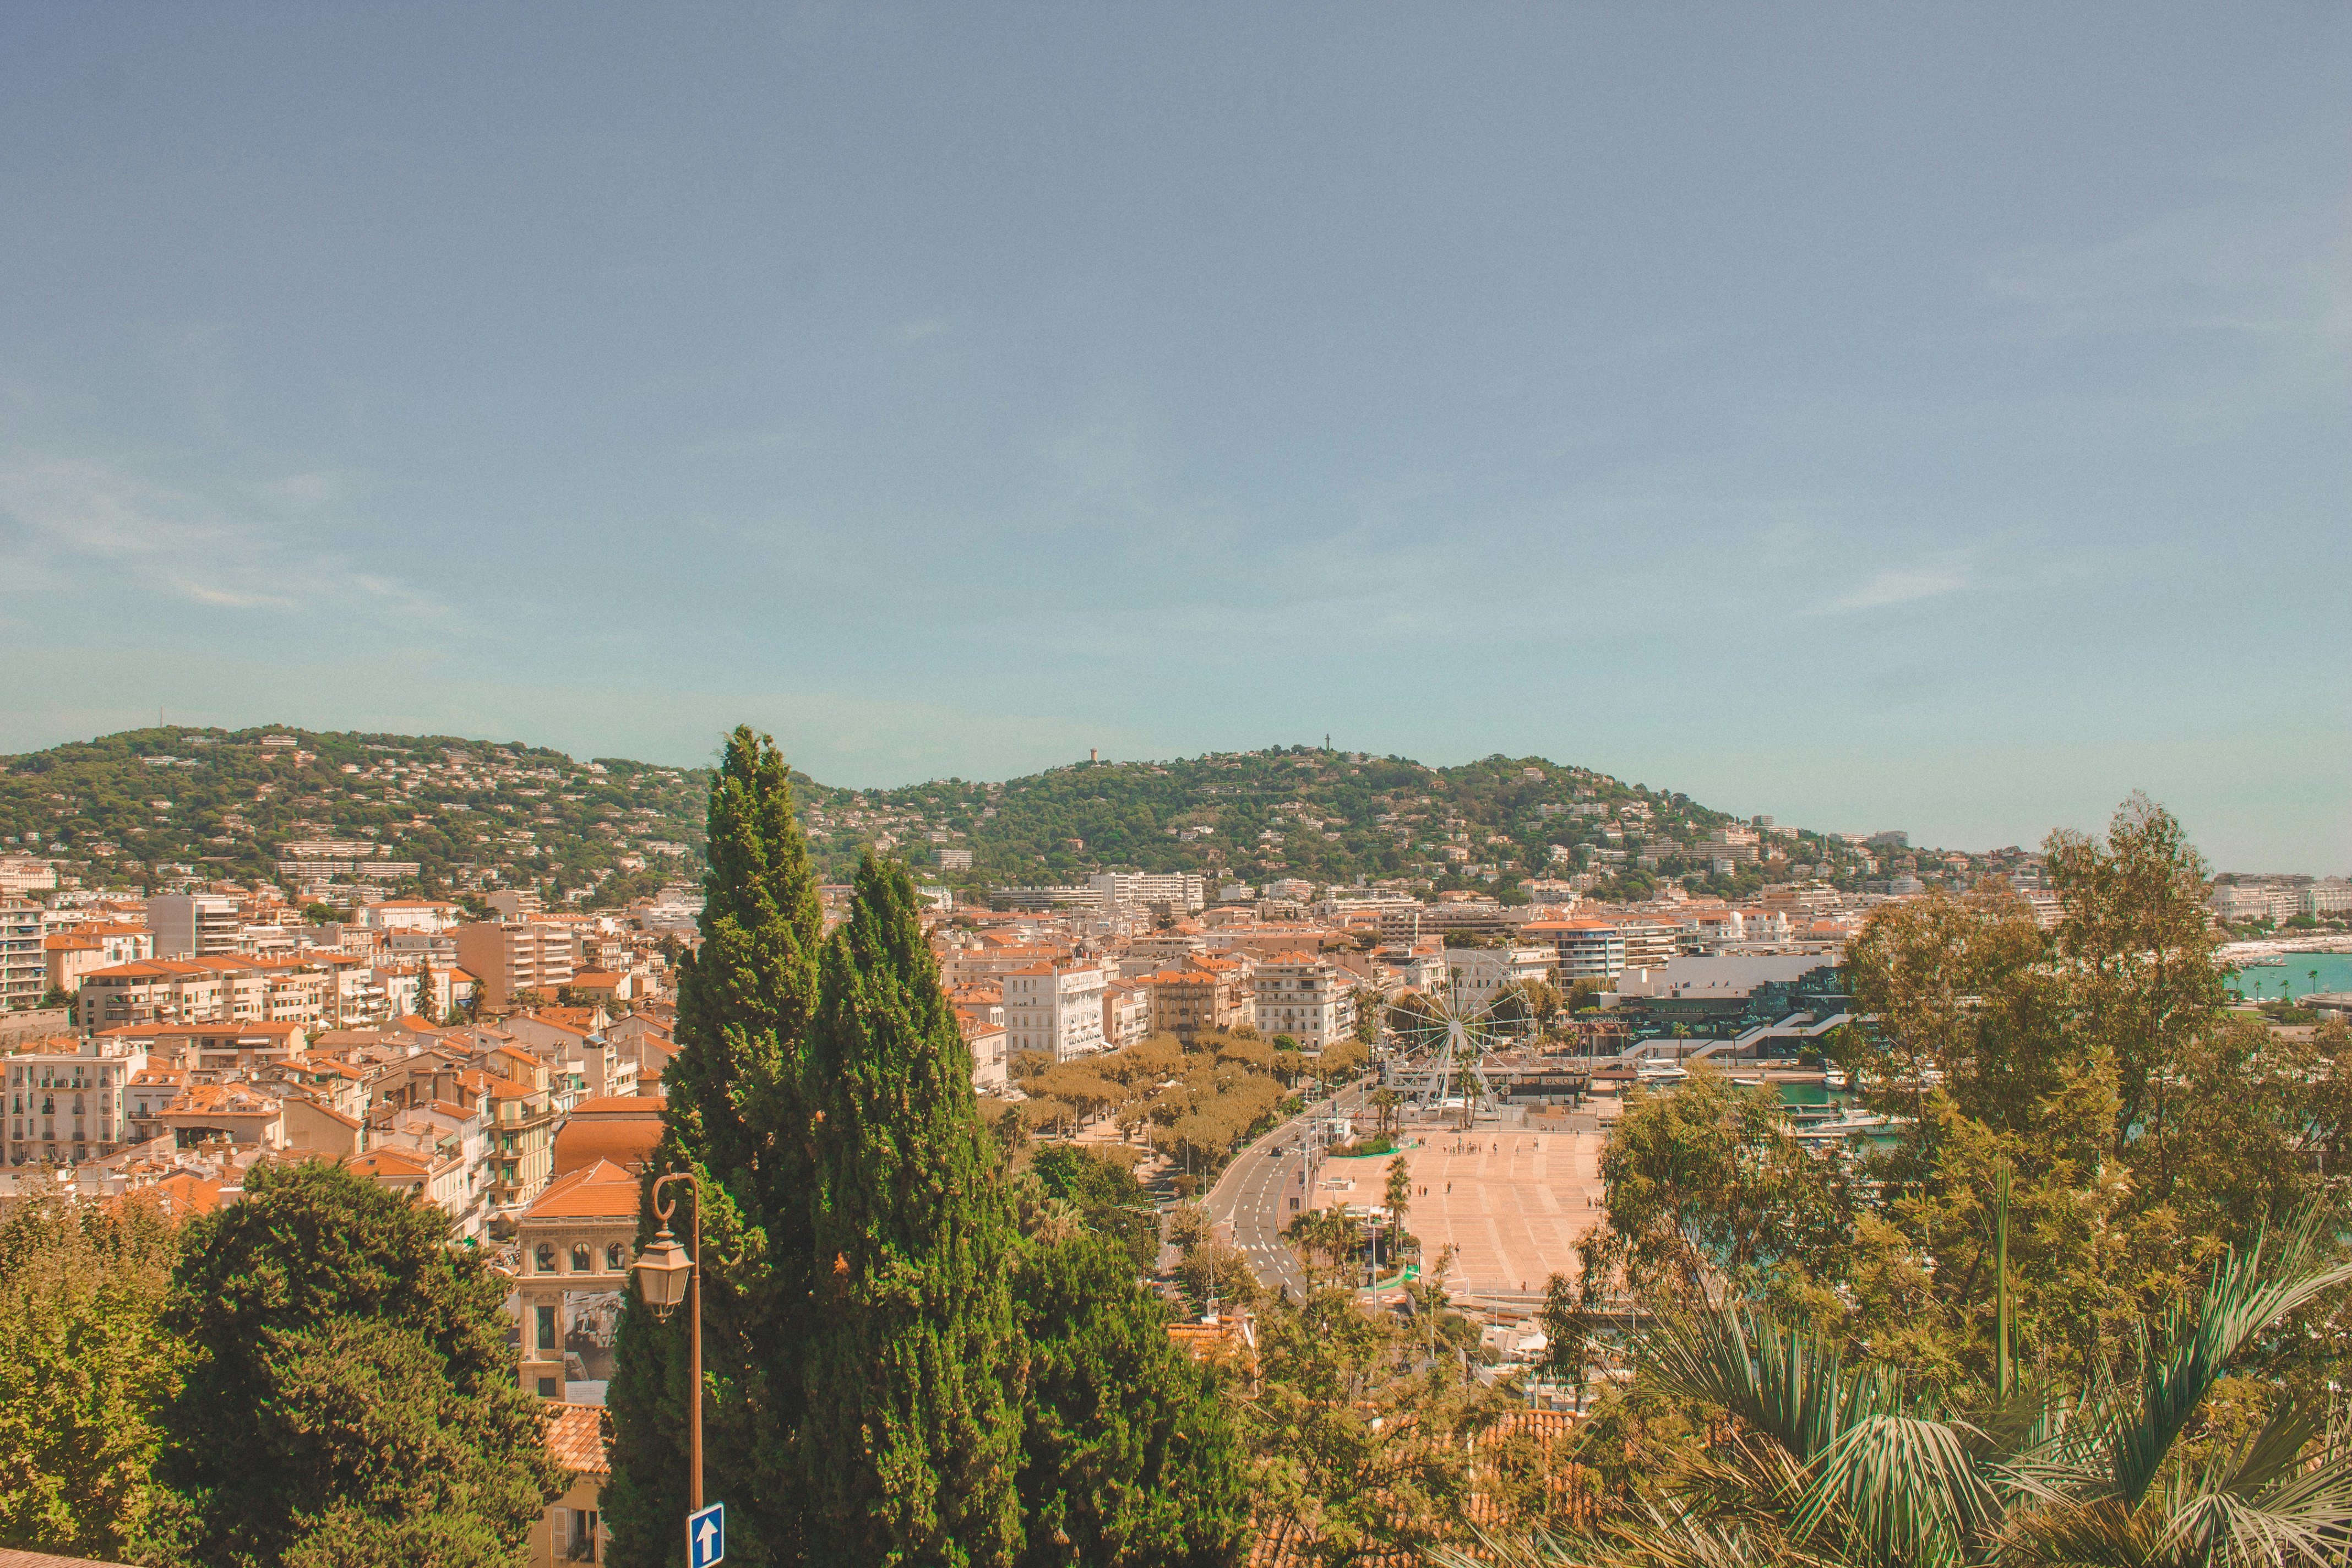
[632, 1170, 704, 1513]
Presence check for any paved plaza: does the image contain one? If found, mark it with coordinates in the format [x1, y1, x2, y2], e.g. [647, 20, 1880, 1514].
[1307, 1121, 1612, 1297]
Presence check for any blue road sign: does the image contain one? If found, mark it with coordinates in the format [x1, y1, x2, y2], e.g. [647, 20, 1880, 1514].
[688, 1501, 725, 1567]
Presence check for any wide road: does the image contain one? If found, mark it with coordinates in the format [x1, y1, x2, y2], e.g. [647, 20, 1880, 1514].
[1205, 1077, 1373, 1299]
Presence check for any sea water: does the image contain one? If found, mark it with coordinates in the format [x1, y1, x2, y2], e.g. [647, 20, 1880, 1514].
[2225, 951, 2352, 1002]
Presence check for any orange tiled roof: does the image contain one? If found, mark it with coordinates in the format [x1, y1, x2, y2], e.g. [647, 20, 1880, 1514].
[544, 1402, 610, 1477]
[526, 1158, 641, 1221]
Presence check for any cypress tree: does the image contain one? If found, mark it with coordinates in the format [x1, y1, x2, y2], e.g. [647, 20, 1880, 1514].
[606, 727, 826, 1567]
[801, 851, 1023, 1567]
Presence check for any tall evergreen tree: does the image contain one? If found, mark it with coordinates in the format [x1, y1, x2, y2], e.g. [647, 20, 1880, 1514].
[606, 727, 826, 1567]
[801, 851, 1023, 1567]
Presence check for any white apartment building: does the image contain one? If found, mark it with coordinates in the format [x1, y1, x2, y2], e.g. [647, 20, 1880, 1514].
[1, 899, 43, 1010]
[2306, 879, 2352, 918]
[1003, 962, 1107, 1061]
[1102, 978, 1152, 1052]
[2211, 883, 2303, 924]
[1090, 872, 1207, 913]
[149, 894, 242, 959]
[0, 858, 59, 896]
[1253, 953, 1357, 1050]
[360, 899, 466, 934]
[4, 1038, 149, 1166]
[1524, 919, 1627, 984]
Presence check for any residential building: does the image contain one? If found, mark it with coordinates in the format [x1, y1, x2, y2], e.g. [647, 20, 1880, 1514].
[95, 1020, 310, 1071]
[455, 921, 577, 1010]
[1003, 961, 1108, 1061]
[159, 1082, 289, 1150]
[507, 1012, 634, 1102]
[533, 1403, 610, 1568]
[481, 1047, 560, 1216]
[960, 1015, 1008, 1093]
[42, 934, 108, 997]
[1090, 872, 1207, 914]
[1102, 978, 1152, 1052]
[78, 958, 241, 1026]
[149, 894, 241, 958]
[551, 1096, 663, 1180]
[515, 1159, 638, 1403]
[2306, 879, 2352, 918]
[0, 858, 58, 896]
[1617, 919, 1680, 970]
[1253, 953, 1357, 1050]
[1142, 965, 1253, 1043]
[358, 899, 466, 934]
[2211, 883, 2300, 923]
[3, 1036, 148, 1165]
[1523, 918, 1627, 985]
[1, 899, 43, 1010]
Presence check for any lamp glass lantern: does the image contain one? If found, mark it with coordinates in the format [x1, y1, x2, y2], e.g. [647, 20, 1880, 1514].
[632, 1228, 693, 1317]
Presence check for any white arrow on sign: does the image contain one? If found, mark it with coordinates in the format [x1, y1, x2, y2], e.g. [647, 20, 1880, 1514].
[688, 1501, 725, 1567]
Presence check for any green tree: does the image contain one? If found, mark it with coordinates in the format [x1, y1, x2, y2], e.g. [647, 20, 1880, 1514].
[153, 1160, 558, 1567]
[1011, 1231, 1249, 1568]
[605, 727, 827, 1568]
[1029, 1144, 1159, 1273]
[800, 851, 1023, 1566]
[0, 1197, 179, 1560]
[1244, 1282, 1516, 1566]
[2046, 793, 2228, 1175]
[1578, 1068, 1853, 1313]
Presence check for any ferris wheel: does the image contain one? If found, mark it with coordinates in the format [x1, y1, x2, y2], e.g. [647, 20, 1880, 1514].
[1381, 976, 1528, 1121]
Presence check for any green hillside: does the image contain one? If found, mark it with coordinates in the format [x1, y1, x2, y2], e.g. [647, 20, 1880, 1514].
[0, 726, 716, 908]
[2, 729, 1904, 906]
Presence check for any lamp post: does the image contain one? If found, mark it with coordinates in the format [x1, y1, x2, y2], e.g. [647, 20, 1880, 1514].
[631, 1170, 703, 1513]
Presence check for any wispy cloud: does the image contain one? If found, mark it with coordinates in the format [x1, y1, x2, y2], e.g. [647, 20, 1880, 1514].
[1812, 564, 1970, 615]
[897, 319, 948, 343]
[0, 456, 445, 622]
[1989, 141, 2352, 349]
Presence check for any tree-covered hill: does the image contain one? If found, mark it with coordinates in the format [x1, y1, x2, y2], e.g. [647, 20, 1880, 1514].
[0, 726, 718, 907]
[1, 730, 1899, 905]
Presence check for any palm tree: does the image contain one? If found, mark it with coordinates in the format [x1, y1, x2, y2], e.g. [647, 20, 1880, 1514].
[1445, 1208, 2352, 1567]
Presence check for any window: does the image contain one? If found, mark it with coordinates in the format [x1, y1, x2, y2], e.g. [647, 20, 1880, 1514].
[571, 1243, 592, 1273]
[535, 1243, 556, 1272]
[537, 1304, 558, 1350]
[537, 1376, 558, 1398]
[562, 1506, 600, 1561]
[606, 1242, 624, 1271]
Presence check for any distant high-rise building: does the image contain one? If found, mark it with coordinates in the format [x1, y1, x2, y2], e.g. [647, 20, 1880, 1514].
[149, 894, 240, 959]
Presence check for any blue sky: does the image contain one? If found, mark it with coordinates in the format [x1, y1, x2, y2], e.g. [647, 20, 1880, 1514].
[2, 5, 2345, 870]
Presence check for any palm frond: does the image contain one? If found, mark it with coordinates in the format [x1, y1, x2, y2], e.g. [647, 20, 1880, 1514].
[2111, 1208, 2352, 1506]
[2160, 1454, 2352, 1568]
[1798, 1412, 1996, 1567]
[1644, 1307, 1877, 1466]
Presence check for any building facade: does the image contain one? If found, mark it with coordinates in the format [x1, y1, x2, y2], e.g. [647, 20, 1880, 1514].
[1003, 961, 1108, 1061]
[1253, 953, 1357, 1049]
[3, 1037, 148, 1166]
[454, 921, 577, 1010]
